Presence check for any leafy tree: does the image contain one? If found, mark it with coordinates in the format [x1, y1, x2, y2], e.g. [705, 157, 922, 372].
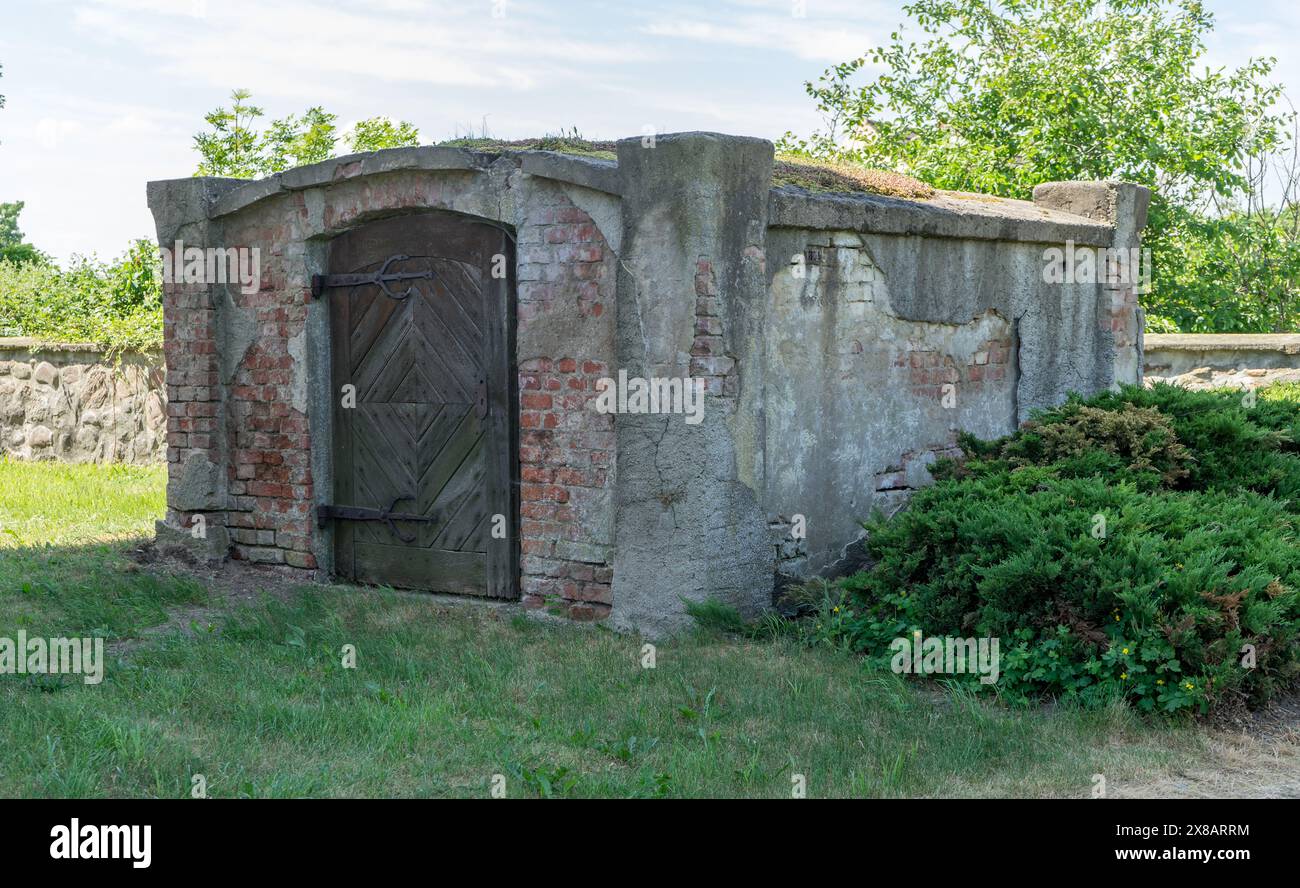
[0, 201, 43, 265]
[779, 0, 1293, 332]
[193, 90, 420, 178]
[105, 238, 165, 315]
[1154, 105, 1300, 333]
[194, 88, 265, 178]
[782, 0, 1279, 199]
[261, 106, 338, 172]
[345, 117, 420, 153]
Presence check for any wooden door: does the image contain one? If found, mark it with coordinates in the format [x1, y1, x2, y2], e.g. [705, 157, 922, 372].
[324, 212, 515, 598]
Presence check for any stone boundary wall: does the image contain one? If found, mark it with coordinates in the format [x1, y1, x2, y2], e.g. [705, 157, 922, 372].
[0, 338, 165, 463]
[1143, 334, 1300, 389]
[148, 134, 1146, 636]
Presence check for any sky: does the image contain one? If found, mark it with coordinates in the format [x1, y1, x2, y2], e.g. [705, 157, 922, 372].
[1, 0, 1298, 263]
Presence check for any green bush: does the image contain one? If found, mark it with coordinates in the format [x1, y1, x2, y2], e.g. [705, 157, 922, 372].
[954, 384, 1300, 497]
[0, 239, 162, 355]
[982, 402, 1192, 489]
[809, 383, 1300, 714]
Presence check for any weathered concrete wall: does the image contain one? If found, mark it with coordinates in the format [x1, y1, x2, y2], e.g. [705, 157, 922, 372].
[1144, 334, 1300, 389]
[758, 231, 1015, 578]
[610, 133, 775, 635]
[0, 339, 165, 463]
[757, 180, 1148, 582]
[611, 147, 1149, 631]
[148, 134, 1147, 637]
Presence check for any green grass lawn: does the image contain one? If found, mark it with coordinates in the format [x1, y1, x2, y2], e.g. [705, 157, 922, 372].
[0, 459, 1211, 798]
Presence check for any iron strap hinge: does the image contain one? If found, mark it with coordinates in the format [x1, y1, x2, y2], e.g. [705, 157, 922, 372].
[311, 254, 436, 301]
[316, 496, 435, 544]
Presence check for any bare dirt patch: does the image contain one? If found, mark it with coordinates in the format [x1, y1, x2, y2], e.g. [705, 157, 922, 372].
[109, 542, 325, 653]
[111, 542, 521, 653]
[128, 540, 309, 604]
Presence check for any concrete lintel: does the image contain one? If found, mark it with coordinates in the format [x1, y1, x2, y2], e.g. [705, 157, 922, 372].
[206, 146, 493, 218]
[172, 144, 603, 223]
[146, 176, 244, 243]
[278, 146, 485, 191]
[769, 186, 1115, 246]
[519, 150, 621, 195]
[210, 174, 285, 218]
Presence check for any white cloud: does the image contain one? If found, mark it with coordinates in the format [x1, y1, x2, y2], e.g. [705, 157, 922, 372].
[34, 118, 83, 150]
[643, 16, 877, 62]
[637, 0, 894, 62]
[73, 0, 654, 94]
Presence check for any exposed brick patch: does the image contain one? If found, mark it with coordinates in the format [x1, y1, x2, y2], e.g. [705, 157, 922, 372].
[690, 258, 738, 397]
[220, 234, 316, 570]
[904, 335, 1012, 400]
[159, 212, 316, 570]
[517, 205, 608, 324]
[1107, 273, 1141, 350]
[516, 188, 618, 621]
[871, 438, 965, 517]
[162, 281, 225, 541]
[767, 514, 808, 577]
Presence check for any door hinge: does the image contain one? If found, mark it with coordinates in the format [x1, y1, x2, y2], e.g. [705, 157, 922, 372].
[475, 379, 489, 419]
[316, 496, 434, 544]
[312, 255, 436, 302]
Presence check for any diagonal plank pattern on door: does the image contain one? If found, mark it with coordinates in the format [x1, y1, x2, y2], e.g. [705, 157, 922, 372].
[325, 212, 514, 598]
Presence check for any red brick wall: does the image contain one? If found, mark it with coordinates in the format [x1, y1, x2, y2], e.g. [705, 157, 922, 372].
[515, 191, 619, 621]
[1108, 266, 1141, 379]
[517, 356, 614, 620]
[162, 281, 222, 534]
[213, 213, 316, 569]
[162, 173, 620, 619]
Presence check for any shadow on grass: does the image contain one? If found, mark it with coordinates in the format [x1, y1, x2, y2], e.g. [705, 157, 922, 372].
[0, 537, 209, 641]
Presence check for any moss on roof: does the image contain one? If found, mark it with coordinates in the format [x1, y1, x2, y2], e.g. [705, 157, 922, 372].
[437, 136, 617, 160]
[773, 155, 935, 199]
[429, 139, 935, 199]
